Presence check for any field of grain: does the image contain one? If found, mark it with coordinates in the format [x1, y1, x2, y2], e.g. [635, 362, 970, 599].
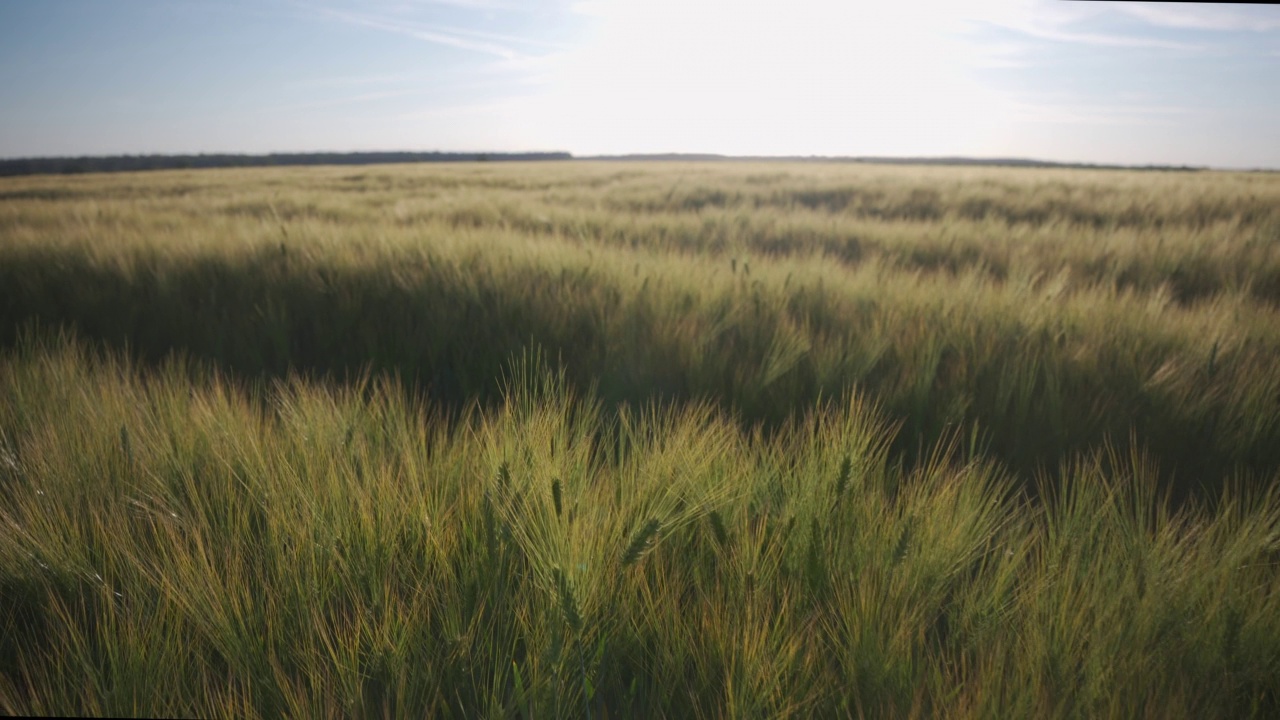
[2, 162, 1279, 717]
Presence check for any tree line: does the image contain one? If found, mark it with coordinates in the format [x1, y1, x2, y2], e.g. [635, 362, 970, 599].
[0, 151, 574, 177]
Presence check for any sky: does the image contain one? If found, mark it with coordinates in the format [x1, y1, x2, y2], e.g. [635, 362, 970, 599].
[0, 0, 1277, 168]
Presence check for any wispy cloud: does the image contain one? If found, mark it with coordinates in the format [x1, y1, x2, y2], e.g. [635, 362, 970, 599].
[989, 18, 1204, 52]
[1033, 27, 1201, 51]
[307, 6, 523, 59]
[426, 22, 569, 52]
[946, 0, 1206, 53]
[1118, 5, 1280, 33]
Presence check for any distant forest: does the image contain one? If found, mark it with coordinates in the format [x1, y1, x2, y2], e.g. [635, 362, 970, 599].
[0, 150, 1209, 177]
[0, 151, 573, 177]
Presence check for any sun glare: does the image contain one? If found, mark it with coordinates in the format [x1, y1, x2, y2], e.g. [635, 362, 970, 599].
[527, 0, 1016, 156]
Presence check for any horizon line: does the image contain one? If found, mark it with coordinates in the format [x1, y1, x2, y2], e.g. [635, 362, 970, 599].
[2, 149, 1274, 175]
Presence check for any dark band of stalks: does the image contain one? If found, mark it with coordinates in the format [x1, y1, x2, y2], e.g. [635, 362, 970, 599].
[707, 510, 729, 547]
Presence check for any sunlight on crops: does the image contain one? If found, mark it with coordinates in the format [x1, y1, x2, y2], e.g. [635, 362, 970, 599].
[2, 161, 1279, 716]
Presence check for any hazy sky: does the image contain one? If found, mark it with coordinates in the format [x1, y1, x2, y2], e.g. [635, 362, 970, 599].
[1, 0, 1277, 168]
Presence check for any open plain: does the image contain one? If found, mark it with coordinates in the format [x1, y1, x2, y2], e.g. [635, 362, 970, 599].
[2, 161, 1279, 717]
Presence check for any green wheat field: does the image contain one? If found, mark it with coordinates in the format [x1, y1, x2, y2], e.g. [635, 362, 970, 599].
[2, 161, 1279, 717]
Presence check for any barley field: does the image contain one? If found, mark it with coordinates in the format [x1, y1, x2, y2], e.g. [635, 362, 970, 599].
[2, 161, 1279, 717]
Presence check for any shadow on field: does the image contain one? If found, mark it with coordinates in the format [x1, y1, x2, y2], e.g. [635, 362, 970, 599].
[2, 244, 1276, 503]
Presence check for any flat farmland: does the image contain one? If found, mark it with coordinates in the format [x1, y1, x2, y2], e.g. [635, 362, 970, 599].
[2, 162, 1279, 717]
